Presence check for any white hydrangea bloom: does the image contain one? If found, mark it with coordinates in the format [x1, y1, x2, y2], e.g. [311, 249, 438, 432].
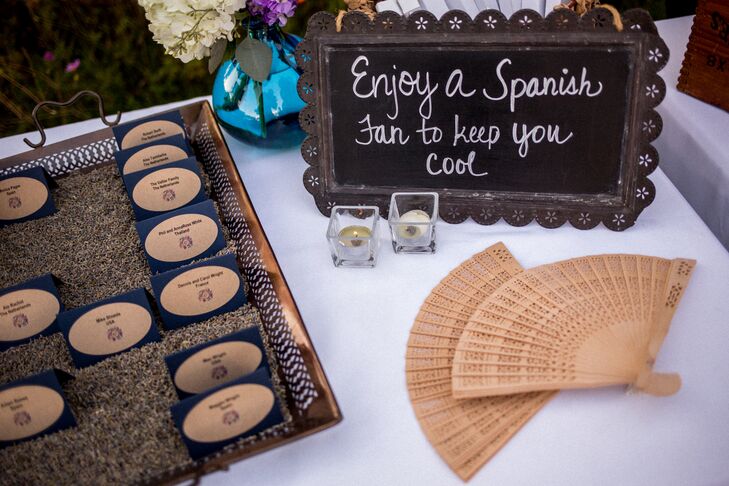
[138, 0, 245, 62]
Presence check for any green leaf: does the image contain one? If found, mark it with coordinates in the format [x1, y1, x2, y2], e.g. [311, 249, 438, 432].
[208, 38, 228, 74]
[234, 37, 272, 83]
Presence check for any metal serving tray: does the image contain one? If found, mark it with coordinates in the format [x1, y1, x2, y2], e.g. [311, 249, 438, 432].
[0, 99, 341, 484]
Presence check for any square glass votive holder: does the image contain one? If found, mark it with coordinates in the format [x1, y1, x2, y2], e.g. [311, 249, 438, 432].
[326, 206, 380, 268]
[388, 192, 439, 254]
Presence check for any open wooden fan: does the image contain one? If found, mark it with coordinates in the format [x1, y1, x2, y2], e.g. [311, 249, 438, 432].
[405, 243, 555, 481]
[451, 255, 696, 399]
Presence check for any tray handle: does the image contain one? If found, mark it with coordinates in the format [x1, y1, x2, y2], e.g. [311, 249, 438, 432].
[23, 90, 122, 149]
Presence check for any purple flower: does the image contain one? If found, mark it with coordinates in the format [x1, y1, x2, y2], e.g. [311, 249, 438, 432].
[248, 0, 297, 26]
[65, 58, 80, 73]
[43, 51, 55, 62]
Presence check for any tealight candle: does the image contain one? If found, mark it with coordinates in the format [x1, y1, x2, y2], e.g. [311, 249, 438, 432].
[396, 210, 431, 239]
[326, 206, 380, 267]
[388, 192, 438, 254]
[338, 225, 372, 247]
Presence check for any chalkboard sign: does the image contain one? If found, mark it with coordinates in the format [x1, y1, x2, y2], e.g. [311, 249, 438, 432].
[297, 8, 669, 231]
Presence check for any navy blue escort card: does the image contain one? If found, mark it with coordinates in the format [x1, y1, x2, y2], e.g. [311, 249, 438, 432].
[0, 273, 63, 352]
[122, 157, 207, 221]
[0, 167, 57, 228]
[0, 369, 77, 449]
[135, 200, 226, 274]
[112, 110, 186, 150]
[151, 253, 247, 330]
[57, 288, 160, 368]
[170, 368, 284, 460]
[165, 327, 268, 399]
[115, 134, 193, 176]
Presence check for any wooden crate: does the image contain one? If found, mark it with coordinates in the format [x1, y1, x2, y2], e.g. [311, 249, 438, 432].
[678, 0, 729, 112]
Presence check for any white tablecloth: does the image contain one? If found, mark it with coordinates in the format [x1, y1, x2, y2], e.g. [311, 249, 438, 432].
[2, 26, 729, 485]
[656, 16, 729, 250]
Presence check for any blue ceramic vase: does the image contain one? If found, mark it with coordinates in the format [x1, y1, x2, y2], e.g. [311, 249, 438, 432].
[212, 24, 305, 148]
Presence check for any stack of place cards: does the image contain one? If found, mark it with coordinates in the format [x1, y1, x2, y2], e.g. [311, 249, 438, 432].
[112, 110, 209, 221]
[0, 370, 76, 449]
[170, 368, 284, 460]
[0, 274, 63, 351]
[0, 167, 57, 228]
[165, 327, 282, 460]
[376, 0, 552, 18]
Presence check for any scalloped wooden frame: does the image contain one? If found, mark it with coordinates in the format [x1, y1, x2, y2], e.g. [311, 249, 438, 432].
[296, 8, 669, 231]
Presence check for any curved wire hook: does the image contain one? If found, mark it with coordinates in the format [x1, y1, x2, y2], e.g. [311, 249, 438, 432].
[23, 90, 122, 149]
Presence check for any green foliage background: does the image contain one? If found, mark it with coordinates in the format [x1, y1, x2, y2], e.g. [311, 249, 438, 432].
[0, 0, 695, 137]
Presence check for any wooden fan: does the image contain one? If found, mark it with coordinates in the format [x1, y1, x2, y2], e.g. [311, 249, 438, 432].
[406, 243, 555, 481]
[451, 255, 696, 399]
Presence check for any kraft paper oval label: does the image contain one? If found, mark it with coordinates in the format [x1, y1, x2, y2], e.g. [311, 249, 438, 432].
[120, 121, 185, 149]
[0, 289, 60, 342]
[131, 167, 201, 213]
[145, 213, 218, 263]
[174, 342, 263, 394]
[0, 385, 64, 441]
[68, 302, 152, 356]
[0, 177, 49, 221]
[122, 145, 188, 175]
[160, 266, 240, 317]
[182, 384, 274, 443]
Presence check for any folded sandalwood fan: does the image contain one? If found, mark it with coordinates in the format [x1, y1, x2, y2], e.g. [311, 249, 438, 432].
[452, 254, 695, 398]
[407, 244, 695, 482]
[405, 243, 555, 481]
